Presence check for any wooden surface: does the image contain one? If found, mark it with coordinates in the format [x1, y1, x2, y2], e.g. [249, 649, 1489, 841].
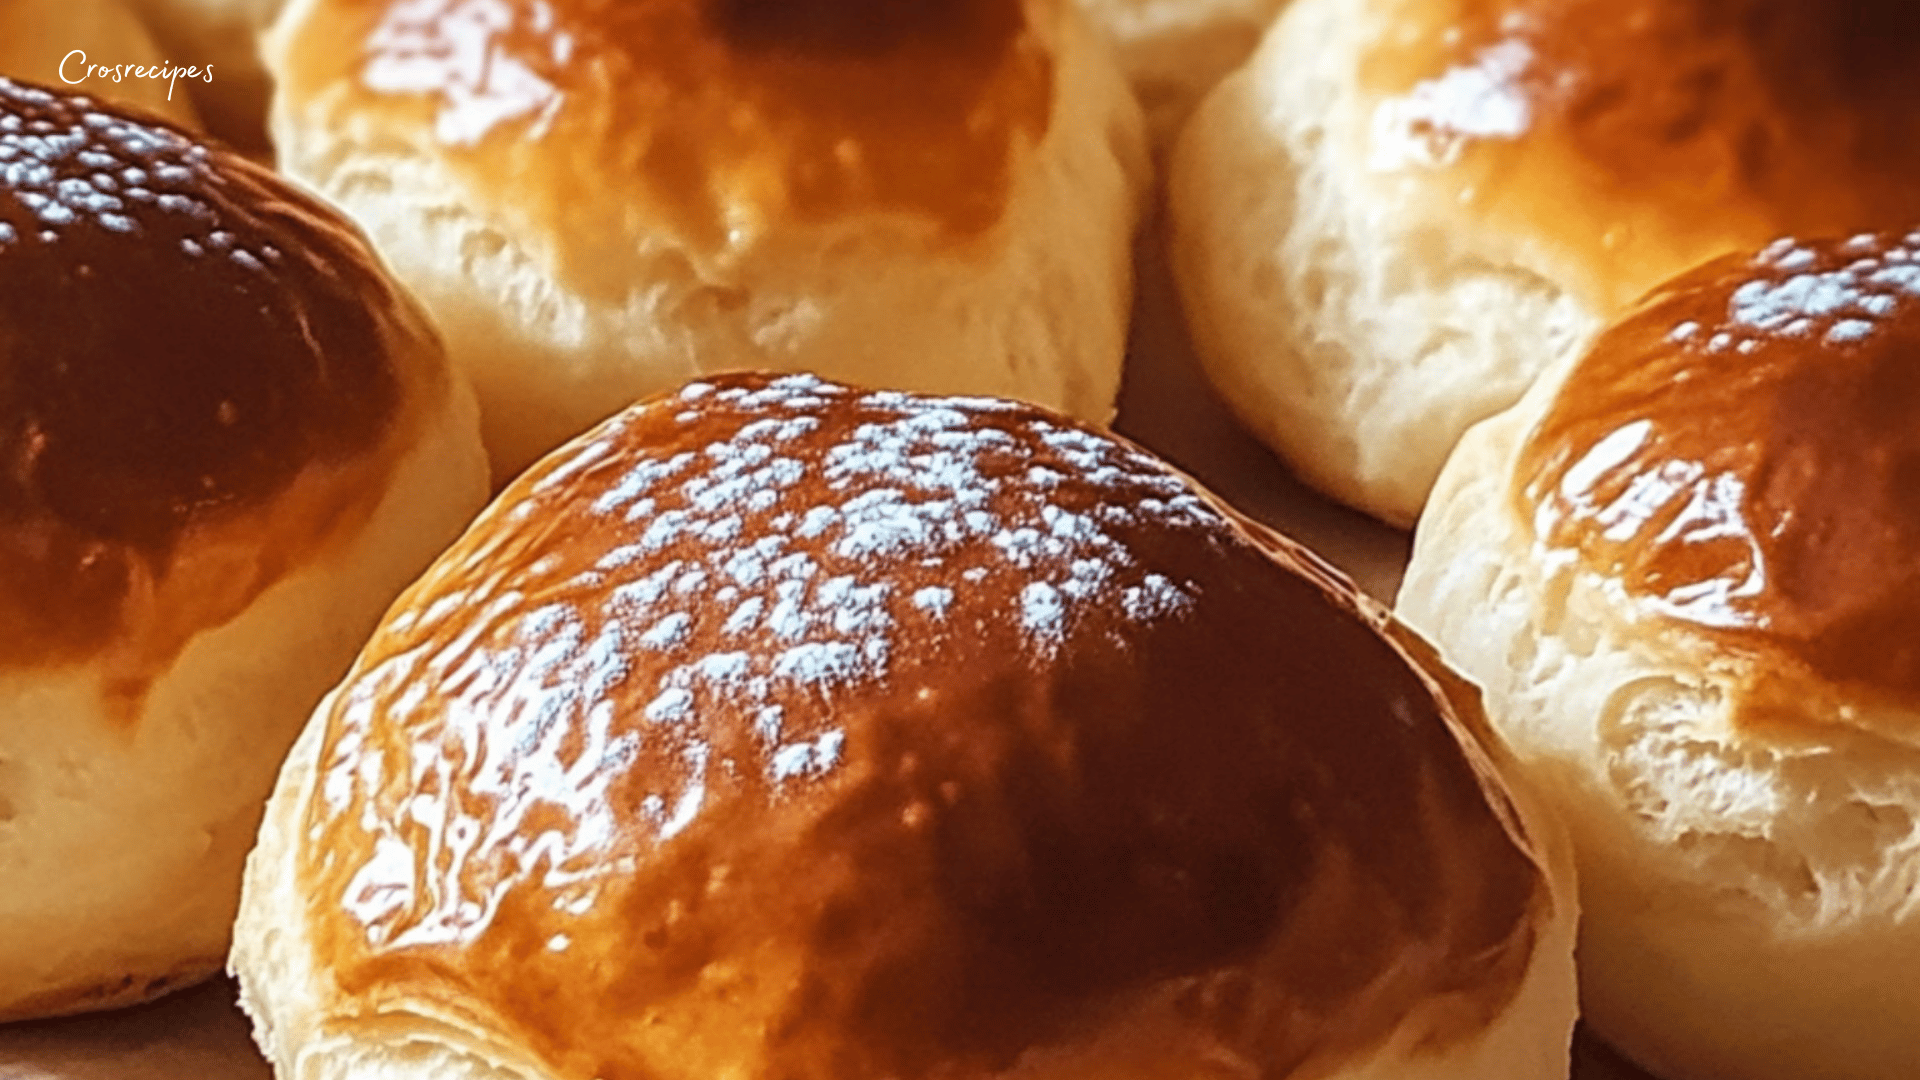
[0, 218, 1664, 1080]
[0, 981, 268, 1080]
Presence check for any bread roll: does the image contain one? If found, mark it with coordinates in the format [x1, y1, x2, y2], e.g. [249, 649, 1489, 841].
[0, 78, 487, 1021]
[233, 372, 1578, 1080]
[119, 0, 286, 149]
[261, 0, 1150, 486]
[1074, 0, 1286, 141]
[1399, 230, 1920, 1080]
[0, 0, 201, 129]
[1171, 0, 1920, 525]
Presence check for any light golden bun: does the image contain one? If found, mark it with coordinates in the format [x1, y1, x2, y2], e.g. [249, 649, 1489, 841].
[0, 79, 487, 1021]
[1399, 231, 1920, 1080]
[1171, 0, 1920, 525]
[262, 0, 1149, 486]
[0, 0, 201, 129]
[234, 372, 1578, 1080]
[1074, 0, 1287, 141]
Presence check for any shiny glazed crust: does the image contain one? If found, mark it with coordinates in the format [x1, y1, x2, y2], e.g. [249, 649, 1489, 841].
[236, 373, 1578, 1080]
[262, 0, 1149, 482]
[0, 80, 490, 1020]
[1399, 231, 1920, 1080]
[1171, 0, 1920, 524]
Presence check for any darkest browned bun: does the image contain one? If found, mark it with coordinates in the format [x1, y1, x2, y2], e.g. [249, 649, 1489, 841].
[0, 77, 486, 1021]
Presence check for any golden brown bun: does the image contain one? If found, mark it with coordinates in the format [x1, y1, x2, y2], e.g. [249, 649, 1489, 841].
[262, 0, 1149, 485]
[1172, 0, 1920, 524]
[1399, 229, 1920, 1080]
[120, 0, 287, 149]
[233, 373, 1579, 1080]
[0, 78, 487, 1021]
[0, 0, 201, 129]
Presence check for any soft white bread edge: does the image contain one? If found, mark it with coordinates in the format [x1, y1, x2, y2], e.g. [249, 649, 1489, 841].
[0, 367, 486, 1021]
[1168, 0, 1596, 525]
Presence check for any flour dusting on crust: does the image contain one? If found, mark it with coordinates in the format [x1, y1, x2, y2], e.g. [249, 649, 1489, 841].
[320, 374, 1237, 939]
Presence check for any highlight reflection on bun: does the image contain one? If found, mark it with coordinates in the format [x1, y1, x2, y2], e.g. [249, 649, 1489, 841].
[234, 372, 1578, 1080]
[0, 77, 486, 1021]
[1171, 0, 1920, 524]
[263, 0, 1149, 484]
[1400, 230, 1920, 1080]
